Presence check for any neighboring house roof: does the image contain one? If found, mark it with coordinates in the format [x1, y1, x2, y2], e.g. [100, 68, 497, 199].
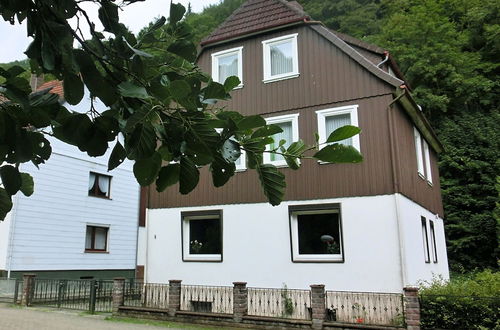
[200, 0, 310, 46]
[37, 80, 64, 99]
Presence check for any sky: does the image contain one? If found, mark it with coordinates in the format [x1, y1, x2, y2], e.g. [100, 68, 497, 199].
[0, 0, 221, 63]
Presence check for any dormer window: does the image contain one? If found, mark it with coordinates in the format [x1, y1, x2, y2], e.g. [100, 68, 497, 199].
[211, 47, 243, 88]
[262, 34, 299, 83]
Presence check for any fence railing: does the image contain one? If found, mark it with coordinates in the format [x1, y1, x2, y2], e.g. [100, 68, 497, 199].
[0, 278, 22, 304]
[180, 284, 233, 314]
[124, 282, 169, 309]
[31, 279, 114, 313]
[326, 290, 404, 326]
[248, 287, 311, 320]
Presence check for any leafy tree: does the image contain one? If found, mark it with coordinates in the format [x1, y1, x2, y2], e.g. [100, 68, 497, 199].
[0, 0, 362, 220]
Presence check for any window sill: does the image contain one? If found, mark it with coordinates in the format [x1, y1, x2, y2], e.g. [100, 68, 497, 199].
[183, 255, 222, 262]
[235, 167, 247, 172]
[88, 195, 112, 200]
[427, 180, 433, 187]
[292, 255, 344, 263]
[263, 73, 299, 84]
[84, 250, 109, 254]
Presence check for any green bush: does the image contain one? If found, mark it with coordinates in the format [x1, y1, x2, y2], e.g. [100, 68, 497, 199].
[419, 270, 500, 329]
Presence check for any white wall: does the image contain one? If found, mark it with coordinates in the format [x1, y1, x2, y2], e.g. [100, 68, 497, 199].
[0, 208, 12, 270]
[396, 194, 449, 286]
[137, 227, 147, 266]
[146, 195, 404, 292]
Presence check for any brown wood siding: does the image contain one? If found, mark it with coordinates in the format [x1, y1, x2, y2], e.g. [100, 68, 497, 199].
[149, 95, 396, 208]
[349, 44, 384, 66]
[197, 25, 392, 117]
[391, 103, 444, 216]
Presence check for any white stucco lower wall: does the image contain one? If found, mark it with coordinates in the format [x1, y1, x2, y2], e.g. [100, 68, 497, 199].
[396, 194, 449, 286]
[137, 227, 147, 266]
[146, 195, 405, 292]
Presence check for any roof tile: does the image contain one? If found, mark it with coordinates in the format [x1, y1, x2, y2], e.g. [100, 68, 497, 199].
[37, 80, 64, 99]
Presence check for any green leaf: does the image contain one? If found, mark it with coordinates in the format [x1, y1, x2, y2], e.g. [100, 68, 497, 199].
[108, 141, 126, 171]
[169, 80, 191, 100]
[256, 164, 286, 206]
[169, 2, 186, 26]
[251, 124, 283, 138]
[133, 152, 162, 186]
[63, 73, 84, 105]
[221, 139, 241, 162]
[282, 140, 307, 170]
[19, 172, 34, 197]
[156, 164, 180, 192]
[224, 76, 241, 91]
[98, 0, 120, 33]
[0, 165, 22, 195]
[326, 125, 361, 143]
[118, 81, 150, 99]
[237, 115, 266, 130]
[210, 155, 235, 187]
[0, 188, 13, 221]
[126, 123, 156, 160]
[313, 144, 363, 163]
[203, 81, 226, 100]
[167, 39, 196, 62]
[179, 156, 199, 194]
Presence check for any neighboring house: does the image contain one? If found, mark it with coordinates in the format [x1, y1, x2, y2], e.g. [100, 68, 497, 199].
[142, 0, 450, 292]
[0, 80, 141, 280]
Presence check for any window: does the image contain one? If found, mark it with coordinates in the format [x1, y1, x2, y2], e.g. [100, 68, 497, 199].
[262, 34, 299, 83]
[414, 128, 433, 184]
[289, 204, 344, 262]
[211, 47, 243, 88]
[421, 217, 430, 263]
[216, 129, 246, 171]
[264, 114, 299, 166]
[429, 221, 438, 263]
[182, 210, 222, 262]
[85, 225, 109, 252]
[88, 172, 111, 198]
[316, 105, 360, 152]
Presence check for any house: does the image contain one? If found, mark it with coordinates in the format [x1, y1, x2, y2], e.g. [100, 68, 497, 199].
[140, 0, 450, 292]
[0, 80, 141, 280]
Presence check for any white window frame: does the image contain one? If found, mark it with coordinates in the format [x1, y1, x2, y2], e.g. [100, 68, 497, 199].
[414, 127, 433, 184]
[316, 105, 360, 152]
[182, 212, 222, 262]
[290, 208, 344, 262]
[423, 140, 433, 184]
[262, 33, 299, 83]
[84, 223, 110, 253]
[211, 46, 243, 88]
[414, 128, 425, 178]
[264, 113, 300, 167]
[429, 220, 438, 263]
[421, 217, 430, 263]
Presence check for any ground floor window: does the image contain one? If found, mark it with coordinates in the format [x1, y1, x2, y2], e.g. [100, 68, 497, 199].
[289, 204, 344, 262]
[85, 225, 109, 252]
[182, 210, 222, 262]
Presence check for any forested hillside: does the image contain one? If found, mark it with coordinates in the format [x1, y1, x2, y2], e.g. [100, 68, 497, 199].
[185, 0, 500, 273]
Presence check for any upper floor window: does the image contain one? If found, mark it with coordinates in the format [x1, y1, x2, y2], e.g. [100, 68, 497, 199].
[182, 210, 223, 262]
[316, 105, 360, 152]
[264, 114, 299, 167]
[88, 172, 111, 198]
[85, 225, 109, 252]
[413, 128, 433, 184]
[262, 34, 299, 83]
[211, 47, 243, 88]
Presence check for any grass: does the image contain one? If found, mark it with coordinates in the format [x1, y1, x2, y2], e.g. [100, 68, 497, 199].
[105, 316, 238, 329]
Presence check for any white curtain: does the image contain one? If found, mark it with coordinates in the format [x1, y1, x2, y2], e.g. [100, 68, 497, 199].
[271, 121, 293, 161]
[98, 176, 110, 195]
[218, 54, 238, 83]
[94, 227, 107, 250]
[326, 114, 352, 146]
[88, 173, 96, 191]
[271, 42, 293, 76]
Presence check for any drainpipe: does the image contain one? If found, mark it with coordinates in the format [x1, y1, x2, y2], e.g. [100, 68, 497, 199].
[387, 87, 409, 289]
[377, 51, 390, 68]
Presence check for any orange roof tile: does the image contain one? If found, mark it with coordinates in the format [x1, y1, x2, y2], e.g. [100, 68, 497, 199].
[37, 80, 64, 99]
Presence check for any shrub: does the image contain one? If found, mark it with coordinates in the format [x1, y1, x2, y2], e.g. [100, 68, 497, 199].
[419, 270, 500, 329]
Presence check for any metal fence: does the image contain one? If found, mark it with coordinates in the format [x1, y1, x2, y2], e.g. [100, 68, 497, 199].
[248, 287, 312, 320]
[31, 279, 114, 313]
[124, 282, 170, 309]
[0, 278, 22, 304]
[326, 290, 404, 326]
[181, 284, 233, 314]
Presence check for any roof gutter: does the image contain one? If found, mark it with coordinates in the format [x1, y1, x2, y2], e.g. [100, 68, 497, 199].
[395, 86, 443, 153]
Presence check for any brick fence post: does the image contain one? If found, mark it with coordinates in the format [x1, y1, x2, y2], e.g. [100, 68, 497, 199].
[404, 287, 420, 330]
[233, 282, 248, 322]
[310, 284, 326, 330]
[22, 274, 36, 306]
[112, 277, 126, 314]
[168, 280, 182, 316]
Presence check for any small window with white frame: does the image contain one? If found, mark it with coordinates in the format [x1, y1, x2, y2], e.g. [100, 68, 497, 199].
[289, 204, 344, 262]
[429, 220, 438, 263]
[262, 33, 299, 83]
[316, 105, 360, 152]
[182, 210, 222, 262]
[421, 216, 430, 263]
[88, 172, 111, 198]
[264, 113, 299, 166]
[85, 225, 109, 252]
[414, 127, 433, 184]
[211, 47, 243, 88]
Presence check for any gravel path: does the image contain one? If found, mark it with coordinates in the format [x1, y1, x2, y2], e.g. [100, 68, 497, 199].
[0, 304, 196, 330]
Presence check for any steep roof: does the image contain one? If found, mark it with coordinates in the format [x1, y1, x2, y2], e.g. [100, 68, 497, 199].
[37, 80, 64, 99]
[200, 0, 310, 46]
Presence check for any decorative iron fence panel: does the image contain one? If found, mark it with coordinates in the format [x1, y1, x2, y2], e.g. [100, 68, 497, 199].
[124, 282, 169, 309]
[0, 278, 21, 303]
[326, 291, 404, 326]
[248, 287, 312, 320]
[181, 285, 233, 314]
